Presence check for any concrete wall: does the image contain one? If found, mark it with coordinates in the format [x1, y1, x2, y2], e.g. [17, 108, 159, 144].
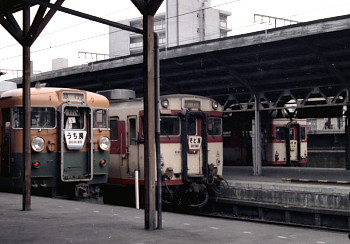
[226, 181, 350, 210]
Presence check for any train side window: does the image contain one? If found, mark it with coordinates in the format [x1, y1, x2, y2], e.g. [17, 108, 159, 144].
[208, 117, 222, 135]
[129, 117, 137, 145]
[12, 107, 23, 128]
[300, 127, 306, 140]
[110, 119, 118, 141]
[275, 127, 285, 140]
[93, 109, 108, 129]
[160, 117, 180, 136]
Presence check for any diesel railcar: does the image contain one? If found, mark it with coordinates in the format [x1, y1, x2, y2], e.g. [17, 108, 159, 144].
[223, 118, 308, 166]
[100, 90, 225, 207]
[0, 84, 110, 198]
[263, 118, 308, 166]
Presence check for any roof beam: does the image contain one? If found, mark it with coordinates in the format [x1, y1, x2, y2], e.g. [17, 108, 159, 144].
[0, 13, 23, 44]
[23, 0, 143, 34]
[131, 0, 164, 15]
[26, 0, 65, 44]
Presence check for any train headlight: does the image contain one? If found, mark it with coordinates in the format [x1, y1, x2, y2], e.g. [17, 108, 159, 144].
[31, 137, 45, 152]
[212, 101, 219, 110]
[161, 98, 169, 108]
[98, 137, 110, 150]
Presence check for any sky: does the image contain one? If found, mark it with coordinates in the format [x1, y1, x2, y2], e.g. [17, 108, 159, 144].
[1, 0, 350, 81]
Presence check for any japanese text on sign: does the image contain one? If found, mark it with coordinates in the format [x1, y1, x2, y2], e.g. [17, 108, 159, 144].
[188, 135, 202, 150]
[64, 131, 87, 150]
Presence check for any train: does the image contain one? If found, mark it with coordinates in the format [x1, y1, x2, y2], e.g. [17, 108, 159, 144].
[224, 118, 308, 166]
[99, 89, 226, 208]
[0, 82, 110, 198]
[262, 118, 308, 166]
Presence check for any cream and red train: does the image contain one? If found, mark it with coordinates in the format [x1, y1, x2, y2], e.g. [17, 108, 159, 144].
[263, 118, 308, 166]
[224, 118, 308, 166]
[100, 90, 224, 207]
[0, 82, 110, 198]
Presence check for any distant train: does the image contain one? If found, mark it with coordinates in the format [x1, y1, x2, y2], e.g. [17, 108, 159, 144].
[100, 90, 225, 207]
[0, 82, 110, 198]
[262, 118, 308, 166]
[224, 118, 308, 166]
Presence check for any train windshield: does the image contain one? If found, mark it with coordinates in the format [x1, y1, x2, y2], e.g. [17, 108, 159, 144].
[275, 127, 285, 140]
[187, 116, 197, 135]
[64, 107, 85, 129]
[12, 107, 56, 129]
[300, 127, 306, 140]
[93, 109, 109, 129]
[160, 117, 180, 136]
[208, 117, 222, 135]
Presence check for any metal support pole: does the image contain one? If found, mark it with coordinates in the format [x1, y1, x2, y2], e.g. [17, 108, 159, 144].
[154, 33, 162, 229]
[253, 93, 262, 176]
[346, 112, 350, 170]
[22, 3, 32, 211]
[135, 170, 139, 209]
[143, 14, 156, 230]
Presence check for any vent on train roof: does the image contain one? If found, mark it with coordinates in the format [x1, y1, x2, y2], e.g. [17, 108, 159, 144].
[97, 89, 136, 100]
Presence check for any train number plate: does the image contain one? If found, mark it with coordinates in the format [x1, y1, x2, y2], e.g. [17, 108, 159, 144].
[64, 131, 87, 150]
[188, 136, 202, 150]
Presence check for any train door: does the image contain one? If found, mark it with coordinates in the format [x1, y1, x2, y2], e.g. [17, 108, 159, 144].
[60, 105, 93, 182]
[181, 112, 208, 181]
[187, 116, 202, 175]
[0, 108, 11, 176]
[127, 116, 139, 175]
[286, 123, 301, 164]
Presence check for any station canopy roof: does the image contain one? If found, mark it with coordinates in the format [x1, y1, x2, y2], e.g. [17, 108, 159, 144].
[5, 5, 350, 117]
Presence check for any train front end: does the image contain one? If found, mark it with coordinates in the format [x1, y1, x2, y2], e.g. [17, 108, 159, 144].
[159, 95, 225, 207]
[0, 87, 110, 198]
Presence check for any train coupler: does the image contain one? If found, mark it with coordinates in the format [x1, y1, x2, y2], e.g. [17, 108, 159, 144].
[75, 183, 101, 199]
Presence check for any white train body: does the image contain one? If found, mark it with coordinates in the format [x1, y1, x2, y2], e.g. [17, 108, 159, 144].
[101, 91, 224, 207]
[263, 119, 308, 166]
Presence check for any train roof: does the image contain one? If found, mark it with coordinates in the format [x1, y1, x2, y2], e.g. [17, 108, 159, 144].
[0, 87, 109, 107]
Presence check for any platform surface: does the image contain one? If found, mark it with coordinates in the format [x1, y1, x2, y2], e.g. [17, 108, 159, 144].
[0, 192, 348, 244]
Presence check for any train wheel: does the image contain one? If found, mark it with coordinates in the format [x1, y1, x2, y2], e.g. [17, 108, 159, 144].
[208, 177, 229, 196]
[186, 188, 209, 208]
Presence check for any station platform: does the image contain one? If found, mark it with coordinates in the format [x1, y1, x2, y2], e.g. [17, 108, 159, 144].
[0, 192, 348, 244]
[221, 166, 350, 211]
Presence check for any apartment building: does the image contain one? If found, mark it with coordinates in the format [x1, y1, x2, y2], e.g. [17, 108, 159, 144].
[109, 0, 231, 56]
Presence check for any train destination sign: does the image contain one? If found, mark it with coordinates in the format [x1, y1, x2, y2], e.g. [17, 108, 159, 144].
[188, 135, 202, 150]
[64, 131, 87, 150]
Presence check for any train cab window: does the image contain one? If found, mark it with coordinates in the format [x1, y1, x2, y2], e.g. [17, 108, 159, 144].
[93, 109, 108, 129]
[208, 117, 222, 135]
[300, 127, 306, 140]
[187, 116, 197, 135]
[160, 117, 180, 136]
[275, 127, 285, 140]
[12, 107, 55, 129]
[64, 107, 85, 129]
